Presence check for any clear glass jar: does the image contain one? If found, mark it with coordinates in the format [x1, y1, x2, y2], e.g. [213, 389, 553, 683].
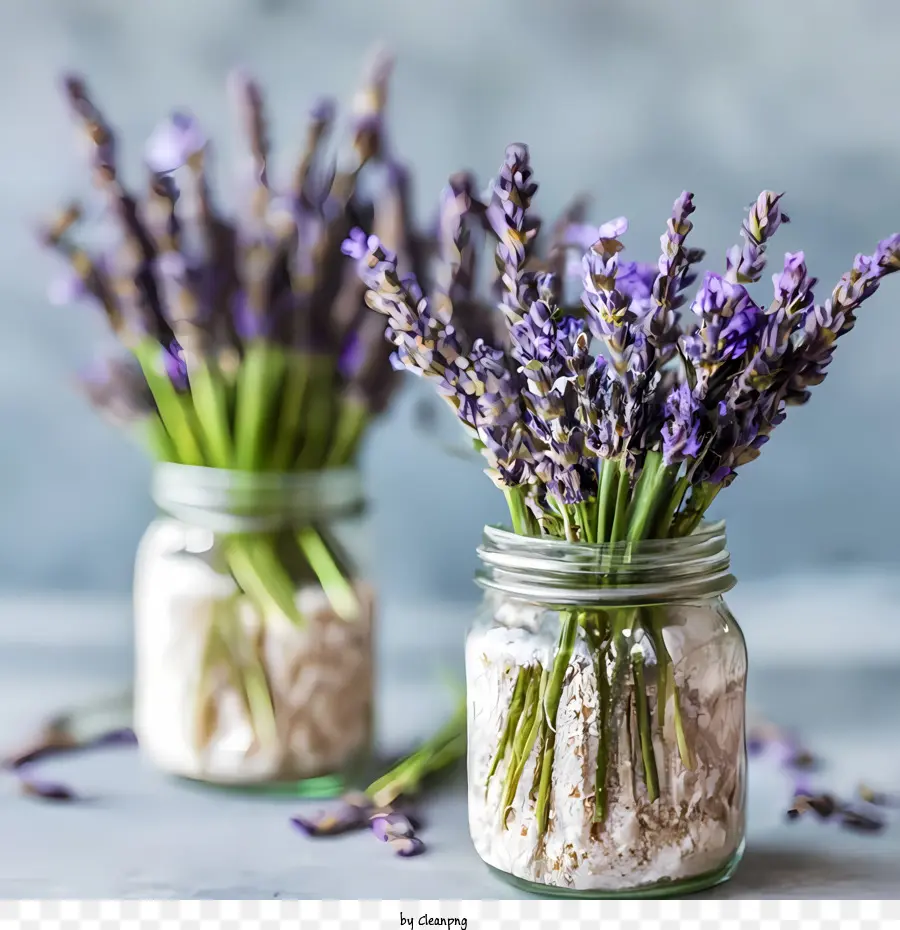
[134, 464, 374, 791]
[466, 521, 746, 898]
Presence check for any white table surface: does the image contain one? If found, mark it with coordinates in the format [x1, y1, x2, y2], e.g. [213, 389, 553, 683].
[1, 578, 899, 899]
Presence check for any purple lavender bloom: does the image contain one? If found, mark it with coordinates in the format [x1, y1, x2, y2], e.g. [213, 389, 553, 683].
[19, 775, 78, 802]
[644, 191, 702, 352]
[290, 798, 369, 837]
[163, 343, 189, 391]
[48, 270, 89, 306]
[771, 251, 816, 317]
[685, 272, 763, 368]
[725, 191, 788, 285]
[564, 217, 628, 249]
[617, 260, 658, 302]
[487, 144, 539, 321]
[338, 331, 363, 379]
[777, 233, 900, 408]
[661, 381, 702, 465]
[145, 111, 207, 175]
[581, 236, 631, 373]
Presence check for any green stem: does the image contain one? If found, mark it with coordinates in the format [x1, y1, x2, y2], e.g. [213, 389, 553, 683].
[134, 340, 204, 465]
[225, 535, 305, 627]
[669, 662, 695, 770]
[584, 617, 611, 824]
[218, 598, 278, 749]
[648, 617, 668, 732]
[296, 356, 336, 470]
[366, 702, 466, 807]
[609, 459, 630, 544]
[503, 487, 529, 535]
[234, 340, 284, 471]
[631, 643, 660, 802]
[486, 667, 529, 788]
[577, 502, 595, 544]
[142, 414, 176, 462]
[500, 668, 546, 827]
[187, 358, 233, 468]
[654, 474, 690, 538]
[596, 459, 619, 544]
[270, 351, 309, 470]
[625, 450, 661, 528]
[557, 498, 575, 541]
[672, 482, 722, 537]
[324, 397, 369, 468]
[534, 612, 579, 836]
[627, 454, 675, 542]
[296, 526, 360, 622]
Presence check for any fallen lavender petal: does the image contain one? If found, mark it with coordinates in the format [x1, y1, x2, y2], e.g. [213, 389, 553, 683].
[290, 802, 369, 837]
[91, 727, 137, 749]
[840, 806, 885, 833]
[806, 793, 837, 819]
[370, 811, 415, 842]
[389, 835, 425, 858]
[18, 776, 78, 802]
[786, 790, 835, 821]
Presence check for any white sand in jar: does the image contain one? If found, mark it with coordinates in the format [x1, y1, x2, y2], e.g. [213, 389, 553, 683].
[134, 518, 373, 784]
[466, 609, 745, 892]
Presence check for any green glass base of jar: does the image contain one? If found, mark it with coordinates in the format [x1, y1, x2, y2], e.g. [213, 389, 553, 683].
[487, 841, 744, 899]
[185, 771, 349, 799]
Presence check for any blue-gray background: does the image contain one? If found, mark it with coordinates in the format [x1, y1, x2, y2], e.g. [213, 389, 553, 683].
[2, 0, 898, 602]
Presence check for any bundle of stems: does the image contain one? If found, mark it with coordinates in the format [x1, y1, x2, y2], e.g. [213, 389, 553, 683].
[41, 54, 423, 746]
[347, 142, 900, 839]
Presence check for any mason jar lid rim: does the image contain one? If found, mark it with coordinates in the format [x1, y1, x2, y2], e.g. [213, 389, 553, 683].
[475, 520, 733, 602]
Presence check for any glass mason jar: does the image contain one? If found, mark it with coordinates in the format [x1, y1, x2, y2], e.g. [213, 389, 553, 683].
[134, 464, 374, 790]
[466, 521, 746, 898]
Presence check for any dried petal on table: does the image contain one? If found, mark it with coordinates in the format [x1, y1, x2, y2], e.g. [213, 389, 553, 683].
[389, 835, 425, 857]
[370, 811, 415, 842]
[19, 776, 79, 802]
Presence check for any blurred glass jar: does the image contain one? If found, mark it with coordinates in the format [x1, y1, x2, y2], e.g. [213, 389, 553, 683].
[466, 522, 747, 898]
[134, 464, 374, 790]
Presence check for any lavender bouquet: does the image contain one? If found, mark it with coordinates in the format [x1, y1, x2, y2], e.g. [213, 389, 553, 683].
[347, 144, 900, 893]
[41, 55, 421, 784]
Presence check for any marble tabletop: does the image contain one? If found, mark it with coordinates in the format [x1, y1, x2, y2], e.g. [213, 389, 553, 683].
[1, 588, 899, 899]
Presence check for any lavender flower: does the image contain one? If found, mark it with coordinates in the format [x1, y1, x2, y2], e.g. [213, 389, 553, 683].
[581, 234, 631, 374]
[145, 111, 207, 174]
[345, 230, 533, 489]
[645, 192, 702, 351]
[488, 144, 539, 322]
[778, 233, 900, 408]
[725, 191, 788, 285]
[349, 143, 900, 541]
[661, 381, 702, 465]
[685, 272, 763, 371]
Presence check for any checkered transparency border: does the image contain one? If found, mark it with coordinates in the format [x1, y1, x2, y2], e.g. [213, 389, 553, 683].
[1, 900, 899, 928]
